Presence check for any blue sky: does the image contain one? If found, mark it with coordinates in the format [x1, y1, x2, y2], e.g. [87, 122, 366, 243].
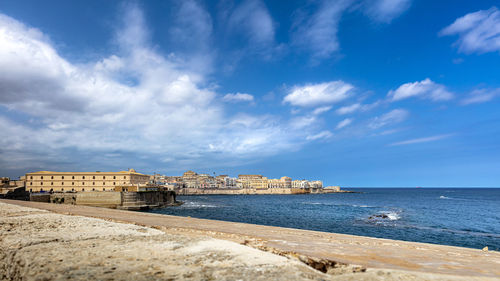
[1, 0, 499, 187]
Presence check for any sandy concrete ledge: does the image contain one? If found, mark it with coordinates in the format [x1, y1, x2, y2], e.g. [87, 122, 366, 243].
[1, 200, 499, 280]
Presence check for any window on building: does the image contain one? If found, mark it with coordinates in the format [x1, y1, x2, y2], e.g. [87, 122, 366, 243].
[82, 188, 85, 192]
[102, 182, 105, 185]
[30, 176, 33, 179]
[41, 176, 43, 179]
[103, 188, 105, 191]
[113, 182, 115, 185]
[62, 176, 64, 179]
[61, 188, 64, 191]
[123, 176, 126, 179]
[82, 176, 85, 179]
[82, 182, 85, 185]
[72, 176, 75, 179]
[113, 176, 116, 179]
[62, 182, 64, 185]
[92, 182, 95, 185]
[103, 176, 106, 179]
[51, 176, 53, 179]
[51, 182, 53, 185]
[41, 182, 43, 185]
[92, 188, 95, 191]
[93, 176, 95, 179]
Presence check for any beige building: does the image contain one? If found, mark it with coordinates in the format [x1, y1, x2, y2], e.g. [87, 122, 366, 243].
[267, 176, 292, 188]
[182, 170, 199, 188]
[26, 169, 150, 192]
[238, 175, 268, 189]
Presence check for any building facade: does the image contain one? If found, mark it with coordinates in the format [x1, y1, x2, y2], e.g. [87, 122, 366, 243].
[26, 169, 150, 192]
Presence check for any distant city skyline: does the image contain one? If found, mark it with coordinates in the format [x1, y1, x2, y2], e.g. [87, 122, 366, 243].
[1, 0, 499, 187]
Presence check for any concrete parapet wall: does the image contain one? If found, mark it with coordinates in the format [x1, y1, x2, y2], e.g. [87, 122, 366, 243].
[48, 191, 177, 209]
[75, 192, 122, 208]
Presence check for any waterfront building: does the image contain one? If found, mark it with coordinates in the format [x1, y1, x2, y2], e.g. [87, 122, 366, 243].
[25, 169, 149, 192]
[292, 180, 310, 189]
[238, 174, 268, 189]
[182, 170, 199, 188]
[309, 180, 323, 189]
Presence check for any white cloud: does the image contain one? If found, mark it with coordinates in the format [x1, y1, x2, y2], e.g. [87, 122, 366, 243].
[0, 9, 326, 172]
[362, 0, 412, 23]
[390, 134, 453, 146]
[336, 101, 380, 115]
[223, 93, 254, 103]
[306, 130, 333, 141]
[291, 0, 351, 59]
[227, 0, 275, 48]
[461, 88, 500, 105]
[440, 7, 500, 54]
[336, 103, 361, 115]
[312, 106, 332, 115]
[369, 109, 409, 129]
[290, 115, 317, 130]
[284, 81, 353, 107]
[388, 78, 454, 102]
[336, 118, 353, 129]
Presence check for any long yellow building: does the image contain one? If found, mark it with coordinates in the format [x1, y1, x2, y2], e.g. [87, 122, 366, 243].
[26, 169, 150, 192]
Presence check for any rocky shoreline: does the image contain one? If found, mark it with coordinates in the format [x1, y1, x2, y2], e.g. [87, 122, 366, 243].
[1, 200, 499, 280]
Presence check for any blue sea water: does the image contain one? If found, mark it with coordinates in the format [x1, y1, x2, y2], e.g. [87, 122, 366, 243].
[147, 188, 500, 250]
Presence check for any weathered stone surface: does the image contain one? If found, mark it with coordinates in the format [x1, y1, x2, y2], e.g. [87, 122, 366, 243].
[1, 200, 499, 281]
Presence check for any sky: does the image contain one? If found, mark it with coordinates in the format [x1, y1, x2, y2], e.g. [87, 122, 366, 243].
[0, 0, 499, 187]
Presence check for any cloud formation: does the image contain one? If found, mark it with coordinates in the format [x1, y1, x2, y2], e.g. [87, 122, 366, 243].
[461, 88, 500, 105]
[284, 81, 353, 107]
[336, 101, 380, 115]
[0, 8, 323, 172]
[390, 134, 452, 146]
[223, 93, 255, 103]
[388, 78, 454, 102]
[291, 0, 352, 59]
[440, 7, 500, 54]
[362, 0, 412, 23]
[306, 130, 333, 141]
[336, 118, 353, 129]
[226, 0, 276, 52]
[369, 109, 409, 129]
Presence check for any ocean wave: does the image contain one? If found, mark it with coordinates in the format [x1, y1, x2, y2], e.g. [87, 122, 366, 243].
[182, 202, 220, 208]
[367, 211, 402, 222]
[439, 195, 450, 199]
[302, 202, 376, 208]
[386, 211, 400, 221]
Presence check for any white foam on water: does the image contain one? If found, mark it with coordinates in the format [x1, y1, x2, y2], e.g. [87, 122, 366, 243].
[386, 212, 401, 221]
[183, 202, 219, 208]
[439, 195, 450, 199]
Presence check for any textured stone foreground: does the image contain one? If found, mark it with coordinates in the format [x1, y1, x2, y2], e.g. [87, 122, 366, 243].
[1, 200, 499, 280]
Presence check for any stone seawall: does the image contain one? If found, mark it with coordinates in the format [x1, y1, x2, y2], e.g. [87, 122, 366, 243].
[1, 199, 499, 281]
[30, 191, 178, 210]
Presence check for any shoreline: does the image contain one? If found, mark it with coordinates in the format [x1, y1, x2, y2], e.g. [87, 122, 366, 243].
[1, 199, 499, 280]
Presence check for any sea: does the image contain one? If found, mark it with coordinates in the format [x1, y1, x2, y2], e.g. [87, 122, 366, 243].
[147, 188, 500, 250]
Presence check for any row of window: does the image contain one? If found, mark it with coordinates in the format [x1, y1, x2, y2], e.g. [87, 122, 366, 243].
[31, 182, 127, 185]
[31, 188, 108, 192]
[30, 175, 127, 180]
